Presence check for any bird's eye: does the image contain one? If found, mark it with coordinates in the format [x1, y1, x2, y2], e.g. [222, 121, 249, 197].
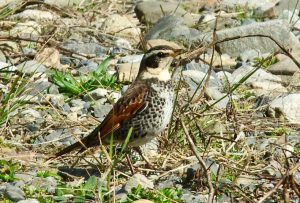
[157, 52, 166, 58]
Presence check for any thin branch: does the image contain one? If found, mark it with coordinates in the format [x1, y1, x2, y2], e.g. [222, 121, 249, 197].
[181, 119, 215, 203]
[257, 162, 300, 203]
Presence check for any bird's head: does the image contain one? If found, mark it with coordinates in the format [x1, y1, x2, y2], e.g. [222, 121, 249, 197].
[138, 45, 182, 82]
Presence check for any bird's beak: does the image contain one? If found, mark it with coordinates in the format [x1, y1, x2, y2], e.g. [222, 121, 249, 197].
[171, 48, 184, 58]
[170, 48, 184, 67]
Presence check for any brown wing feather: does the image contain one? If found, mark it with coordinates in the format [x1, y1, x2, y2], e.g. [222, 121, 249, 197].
[53, 81, 148, 158]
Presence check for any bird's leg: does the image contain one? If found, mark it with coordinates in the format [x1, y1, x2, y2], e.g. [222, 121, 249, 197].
[125, 153, 135, 175]
[133, 147, 156, 169]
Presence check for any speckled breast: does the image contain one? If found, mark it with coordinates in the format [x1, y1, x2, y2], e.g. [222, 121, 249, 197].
[117, 81, 173, 147]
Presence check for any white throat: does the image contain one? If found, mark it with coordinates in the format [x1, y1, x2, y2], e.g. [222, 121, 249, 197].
[141, 68, 171, 82]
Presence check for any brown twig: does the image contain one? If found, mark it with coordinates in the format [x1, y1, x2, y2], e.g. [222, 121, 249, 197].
[181, 119, 215, 203]
[257, 162, 300, 203]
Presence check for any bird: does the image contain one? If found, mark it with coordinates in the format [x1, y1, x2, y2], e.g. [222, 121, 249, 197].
[52, 45, 181, 159]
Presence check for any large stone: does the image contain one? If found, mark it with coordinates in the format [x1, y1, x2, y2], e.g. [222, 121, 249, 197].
[123, 174, 154, 193]
[4, 184, 25, 202]
[135, 1, 195, 26]
[36, 48, 61, 69]
[18, 199, 39, 203]
[268, 93, 300, 124]
[216, 20, 300, 57]
[231, 64, 287, 94]
[101, 14, 141, 44]
[279, 9, 300, 30]
[10, 21, 42, 38]
[116, 62, 140, 82]
[44, 0, 83, 7]
[0, 0, 15, 8]
[93, 102, 112, 120]
[269, 52, 300, 75]
[275, 0, 300, 15]
[61, 40, 106, 57]
[11, 9, 59, 21]
[145, 15, 203, 47]
[83, 88, 109, 101]
[16, 60, 46, 74]
[220, 0, 280, 18]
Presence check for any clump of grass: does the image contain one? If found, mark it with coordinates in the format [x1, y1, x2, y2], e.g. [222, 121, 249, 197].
[54, 175, 105, 202]
[0, 75, 28, 126]
[124, 185, 183, 203]
[49, 56, 118, 97]
[0, 160, 20, 182]
[254, 55, 278, 69]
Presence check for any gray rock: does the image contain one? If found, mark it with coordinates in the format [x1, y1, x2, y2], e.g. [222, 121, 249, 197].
[15, 173, 33, 182]
[77, 60, 98, 74]
[182, 192, 208, 203]
[144, 15, 203, 47]
[121, 85, 130, 95]
[34, 128, 71, 145]
[115, 192, 128, 202]
[135, 1, 195, 26]
[44, 0, 84, 7]
[231, 64, 286, 93]
[61, 40, 106, 57]
[186, 158, 219, 181]
[240, 49, 262, 62]
[268, 93, 300, 123]
[10, 21, 42, 38]
[179, 62, 224, 102]
[111, 38, 132, 55]
[117, 62, 140, 82]
[30, 177, 57, 193]
[84, 88, 109, 101]
[45, 94, 65, 108]
[236, 175, 260, 187]
[259, 138, 276, 150]
[180, 61, 221, 85]
[70, 99, 90, 115]
[221, 0, 280, 17]
[139, 138, 159, 158]
[216, 71, 232, 88]
[101, 14, 141, 44]
[93, 102, 112, 119]
[275, 0, 300, 15]
[16, 60, 46, 74]
[118, 54, 144, 64]
[22, 47, 37, 55]
[206, 87, 229, 109]
[123, 174, 154, 193]
[245, 136, 257, 146]
[70, 99, 86, 108]
[269, 52, 300, 75]
[20, 109, 42, 123]
[279, 9, 300, 30]
[0, 0, 15, 8]
[4, 184, 25, 202]
[26, 79, 58, 95]
[216, 20, 300, 57]
[18, 199, 39, 203]
[60, 56, 81, 67]
[157, 176, 182, 189]
[11, 9, 58, 21]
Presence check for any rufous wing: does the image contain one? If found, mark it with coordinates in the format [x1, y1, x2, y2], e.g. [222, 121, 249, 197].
[53, 81, 149, 158]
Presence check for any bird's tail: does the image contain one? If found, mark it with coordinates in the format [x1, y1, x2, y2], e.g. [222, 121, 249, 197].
[47, 125, 102, 161]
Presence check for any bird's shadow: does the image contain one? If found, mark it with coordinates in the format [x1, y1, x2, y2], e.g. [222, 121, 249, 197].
[57, 166, 101, 180]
